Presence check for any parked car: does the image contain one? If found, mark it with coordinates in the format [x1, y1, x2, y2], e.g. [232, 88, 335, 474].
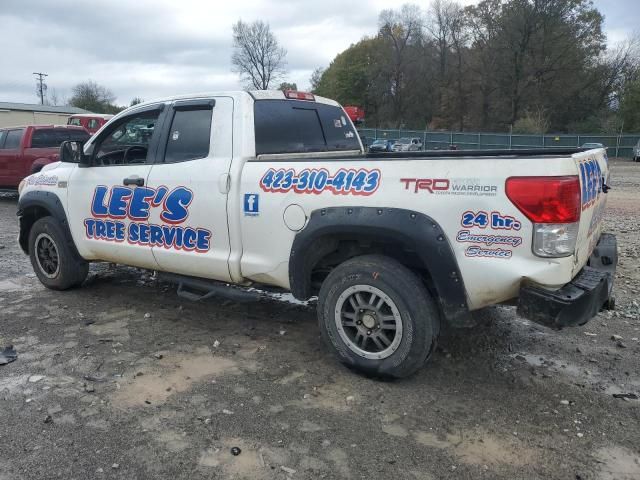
[393, 137, 423, 152]
[581, 142, 606, 150]
[0, 125, 89, 189]
[368, 139, 394, 152]
[17, 90, 616, 378]
[633, 140, 640, 162]
[67, 114, 114, 134]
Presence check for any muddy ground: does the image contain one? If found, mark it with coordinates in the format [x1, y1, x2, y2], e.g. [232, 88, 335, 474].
[1, 160, 639, 480]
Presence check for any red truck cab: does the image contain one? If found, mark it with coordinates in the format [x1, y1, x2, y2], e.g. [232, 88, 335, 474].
[343, 105, 365, 125]
[0, 125, 90, 189]
[67, 114, 113, 134]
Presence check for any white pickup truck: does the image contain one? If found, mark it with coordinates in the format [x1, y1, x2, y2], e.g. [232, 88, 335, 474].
[17, 90, 617, 378]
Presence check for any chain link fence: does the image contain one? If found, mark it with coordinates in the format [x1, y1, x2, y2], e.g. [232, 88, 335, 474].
[358, 128, 640, 158]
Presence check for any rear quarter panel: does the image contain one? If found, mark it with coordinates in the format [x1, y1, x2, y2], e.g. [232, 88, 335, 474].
[238, 155, 581, 309]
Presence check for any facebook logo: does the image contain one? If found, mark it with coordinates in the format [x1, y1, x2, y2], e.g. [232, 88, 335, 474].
[243, 193, 259, 216]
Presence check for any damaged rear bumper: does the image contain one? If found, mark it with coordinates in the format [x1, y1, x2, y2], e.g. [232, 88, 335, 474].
[517, 233, 617, 329]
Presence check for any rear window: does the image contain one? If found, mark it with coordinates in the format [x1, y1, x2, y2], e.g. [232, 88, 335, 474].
[31, 129, 90, 148]
[254, 100, 360, 155]
[3, 129, 24, 149]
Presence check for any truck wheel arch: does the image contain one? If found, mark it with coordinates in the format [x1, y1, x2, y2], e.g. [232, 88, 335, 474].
[289, 207, 473, 327]
[18, 191, 81, 261]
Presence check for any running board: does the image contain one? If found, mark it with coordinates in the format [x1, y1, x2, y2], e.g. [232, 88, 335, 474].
[158, 272, 260, 303]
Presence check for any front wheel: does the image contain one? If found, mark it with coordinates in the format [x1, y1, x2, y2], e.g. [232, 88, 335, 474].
[28, 216, 88, 290]
[317, 255, 440, 378]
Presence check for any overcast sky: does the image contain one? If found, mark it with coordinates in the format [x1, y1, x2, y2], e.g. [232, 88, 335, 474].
[0, 0, 637, 106]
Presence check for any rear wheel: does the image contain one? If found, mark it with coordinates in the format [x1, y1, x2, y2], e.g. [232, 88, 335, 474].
[28, 216, 88, 290]
[317, 255, 439, 378]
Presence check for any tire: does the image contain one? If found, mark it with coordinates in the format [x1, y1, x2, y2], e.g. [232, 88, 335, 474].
[317, 255, 440, 378]
[28, 216, 88, 290]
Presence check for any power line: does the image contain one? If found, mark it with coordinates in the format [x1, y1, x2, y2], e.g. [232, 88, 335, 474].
[33, 72, 48, 105]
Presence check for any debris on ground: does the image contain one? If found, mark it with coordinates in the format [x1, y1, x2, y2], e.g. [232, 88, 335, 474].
[281, 466, 297, 474]
[0, 345, 17, 365]
[612, 393, 638, 400]
[230, 447, 241, 456]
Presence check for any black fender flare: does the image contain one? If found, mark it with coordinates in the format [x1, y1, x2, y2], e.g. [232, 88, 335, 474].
[289, 207, 472, 326]
[17, 190, 81, 260]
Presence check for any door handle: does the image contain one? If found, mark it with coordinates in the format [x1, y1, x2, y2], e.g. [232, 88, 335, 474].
[123, 176, 144, 187]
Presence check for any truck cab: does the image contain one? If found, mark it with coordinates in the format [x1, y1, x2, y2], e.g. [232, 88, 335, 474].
[67, 114, 114, 134]
[0, 125, 89, 189]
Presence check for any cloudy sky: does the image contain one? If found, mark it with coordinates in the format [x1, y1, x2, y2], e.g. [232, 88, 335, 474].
[0, 0, 637, 106]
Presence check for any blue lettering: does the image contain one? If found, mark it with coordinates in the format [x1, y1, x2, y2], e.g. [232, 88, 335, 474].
[95, 221, 107, 239]
[149, 225, 163, 246]
[129, 187, 154, 220]
[91, 186, 109, 216]
[128, 223, 139, 243]
[109, 187, 132, 218]
[84, 218, 96, 237]
[161, 187, 192, 224]
[196, 229, 211, 251]
[183, 229, 196, 250]
[138, 224, 150, 244]
[115, 221, 125, 241]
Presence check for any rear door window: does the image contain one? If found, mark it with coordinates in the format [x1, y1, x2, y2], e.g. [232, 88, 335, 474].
[31, 129, 90, 148]
[3, 129, 24, 149]
[254, 100, 359, 155]
[164, 108, 212, 163]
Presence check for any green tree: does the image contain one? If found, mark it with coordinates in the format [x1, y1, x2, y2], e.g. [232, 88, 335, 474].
[69, 81, 122, 114]
[620, 78, 640, 132]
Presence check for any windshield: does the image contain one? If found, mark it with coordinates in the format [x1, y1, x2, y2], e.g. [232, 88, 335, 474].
[397, 138, 410, 144]
[372, 140, 386, 145]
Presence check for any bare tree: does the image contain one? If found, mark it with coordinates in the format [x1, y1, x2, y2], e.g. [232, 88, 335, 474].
[232, 20, 287, 90]
[379, 4, 423, 126]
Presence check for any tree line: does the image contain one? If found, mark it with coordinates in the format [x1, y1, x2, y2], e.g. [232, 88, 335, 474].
[312, 0, 640, 134]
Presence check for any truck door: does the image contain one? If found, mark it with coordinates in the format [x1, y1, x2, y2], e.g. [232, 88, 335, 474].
[0, 129, 24, 187]
[66, 104, 166, 268]
[145, 97, 233, 282]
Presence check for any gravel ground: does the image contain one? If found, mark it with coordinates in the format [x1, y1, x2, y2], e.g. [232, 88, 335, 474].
[0, 159, 639, 480]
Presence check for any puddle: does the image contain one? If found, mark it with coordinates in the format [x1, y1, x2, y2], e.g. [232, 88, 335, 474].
[509, 353, 639, 398]
[596, 446, 640, 480]
[413, 429, 537, 467]
[111, 353, 239, 407]
[0, 279, 24, 292]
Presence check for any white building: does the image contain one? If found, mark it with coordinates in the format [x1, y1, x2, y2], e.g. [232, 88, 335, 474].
[0, 102, 90, 128]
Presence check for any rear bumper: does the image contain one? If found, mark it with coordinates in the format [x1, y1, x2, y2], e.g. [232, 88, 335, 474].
[517, 233, 617, 329]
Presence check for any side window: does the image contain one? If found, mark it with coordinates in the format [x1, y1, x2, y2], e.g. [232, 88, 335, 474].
[3, 129, 24, 150]
[93, 110, 161, 166]
[164, 109, 212, 163]
[88, 119, 100, 130]
[31, 129, 91, 148]
[0, 131, 6, 149]
[68, 118, 82, 126]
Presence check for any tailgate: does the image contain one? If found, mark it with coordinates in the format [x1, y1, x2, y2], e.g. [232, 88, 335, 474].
[573, 149, 609, 272]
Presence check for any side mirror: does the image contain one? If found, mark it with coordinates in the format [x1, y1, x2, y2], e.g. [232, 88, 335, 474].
[59, 140, 89, 166]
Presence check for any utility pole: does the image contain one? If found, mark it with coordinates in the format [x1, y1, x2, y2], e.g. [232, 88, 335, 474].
[33, 72, 48, 105]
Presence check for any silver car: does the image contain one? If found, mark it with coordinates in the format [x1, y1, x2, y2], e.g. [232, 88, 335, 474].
[392, 137, 423, 152]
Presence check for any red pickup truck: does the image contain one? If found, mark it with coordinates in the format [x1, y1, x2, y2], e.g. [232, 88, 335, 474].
[0, 125, 89, 189]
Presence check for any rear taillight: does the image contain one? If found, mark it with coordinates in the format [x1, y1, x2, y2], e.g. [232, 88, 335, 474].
[506, 176, 581, 258]
[284, 90, 315, 101]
